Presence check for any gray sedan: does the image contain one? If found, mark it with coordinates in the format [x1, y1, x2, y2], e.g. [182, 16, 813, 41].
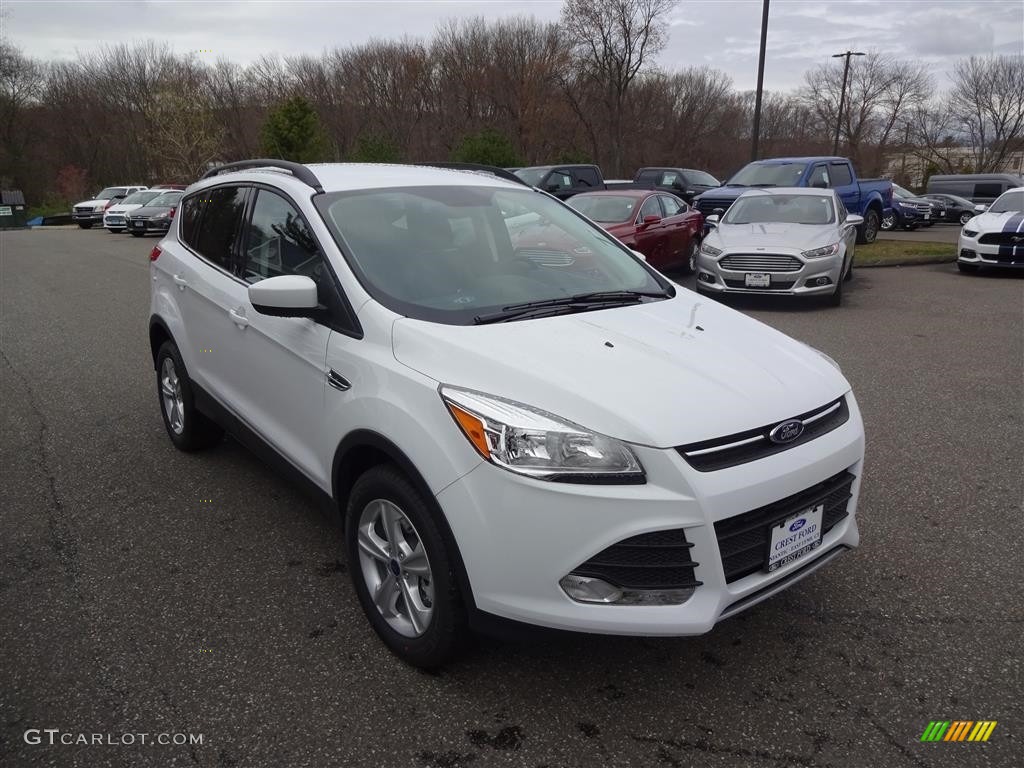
[695, 188, 860, 306]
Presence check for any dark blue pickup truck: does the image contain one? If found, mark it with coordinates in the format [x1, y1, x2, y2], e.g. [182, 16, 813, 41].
[693, 156, 893, 243]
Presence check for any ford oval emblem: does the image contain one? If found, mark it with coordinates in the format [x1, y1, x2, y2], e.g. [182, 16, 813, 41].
[789, 518, 806, 532]
[769, 419, 804, 444]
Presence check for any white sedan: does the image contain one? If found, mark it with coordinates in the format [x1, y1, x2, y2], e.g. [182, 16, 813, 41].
[695, 188, 861, 306]
[957, 187, 1024, 272]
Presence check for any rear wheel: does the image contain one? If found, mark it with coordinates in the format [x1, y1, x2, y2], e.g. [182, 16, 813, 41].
[347, 465, 468, 668]
[155, 341, 223, 451]
[77, 222, 92, 229]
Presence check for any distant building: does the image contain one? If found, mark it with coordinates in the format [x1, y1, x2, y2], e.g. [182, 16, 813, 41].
[884, 147, 1024, 188]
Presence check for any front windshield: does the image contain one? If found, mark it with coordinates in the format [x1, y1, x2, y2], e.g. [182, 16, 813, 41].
[123, 190, 159, 205]
[686, 170, 720, 187]
[724, 193, 835, 225]
[513, 168, 548, 186]
[567, 195, 639, 223]
[892, 184, 914, 199]
[989, 190, 1024, 213]
[147, 191, 182, 207]
[96, 187, 127, 200]
[727, 162, 806, 187]
[315, 186, 668, 325]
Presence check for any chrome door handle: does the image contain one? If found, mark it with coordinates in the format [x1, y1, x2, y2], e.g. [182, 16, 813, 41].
[228, 308, 249, 328]
[172, 274, 188, 290]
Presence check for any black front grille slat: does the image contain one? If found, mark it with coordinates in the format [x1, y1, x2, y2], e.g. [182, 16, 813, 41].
[677, 397, 849, 472]
[714, 471, 855, 583]
[723, 278, 797, 289]
[572, 529, 702, 590]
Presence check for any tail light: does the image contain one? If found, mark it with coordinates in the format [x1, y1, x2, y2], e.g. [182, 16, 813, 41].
[149, 246, 162, 262]
[168, 207, 176, 219]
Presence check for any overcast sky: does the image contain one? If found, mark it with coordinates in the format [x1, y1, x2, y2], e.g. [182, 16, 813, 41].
[4, 0, 1022, 92]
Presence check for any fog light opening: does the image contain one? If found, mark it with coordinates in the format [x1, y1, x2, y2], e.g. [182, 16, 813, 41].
[559, 574, 623, 604]
[698, 271, 715, 284]
[808, 276, 832, 287]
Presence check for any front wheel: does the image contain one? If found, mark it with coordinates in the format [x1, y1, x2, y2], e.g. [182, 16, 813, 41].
[683, 238, 698, 274]
[880, 212, 896, 231]
[347, 465, 469, 668]
[826, 272, 844, 307]
[959, 212, 973, 225]
[857, 210, 880, 244]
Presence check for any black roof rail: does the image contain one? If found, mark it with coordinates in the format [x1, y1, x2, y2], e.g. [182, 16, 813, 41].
[416, 162, 531, 188]
[201, 159, 324, 193]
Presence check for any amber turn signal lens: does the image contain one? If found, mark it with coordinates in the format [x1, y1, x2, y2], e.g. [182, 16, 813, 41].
[447, 403, 490, 458]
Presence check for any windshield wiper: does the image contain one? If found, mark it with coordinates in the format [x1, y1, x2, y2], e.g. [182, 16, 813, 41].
[474, 290, 668, 324]
[749, 183, 777, 187]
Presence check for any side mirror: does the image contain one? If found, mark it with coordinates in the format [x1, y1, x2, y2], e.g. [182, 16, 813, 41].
[249, 275, 320, 318]
[713, 207, 725, 217]
[974, 204, 987, 212]
[705, 214, 720, 228]
[846, 214, 864, 227]
[640, 214, 662, 228]
[630, 248, 647, 262]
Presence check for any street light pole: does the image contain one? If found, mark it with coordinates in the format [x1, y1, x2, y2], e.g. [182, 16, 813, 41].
[750, 0, 770, 161]
[831, 50, 864, 155]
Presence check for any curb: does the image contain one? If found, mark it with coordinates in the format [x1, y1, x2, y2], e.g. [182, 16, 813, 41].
[856, 256, 956, 268]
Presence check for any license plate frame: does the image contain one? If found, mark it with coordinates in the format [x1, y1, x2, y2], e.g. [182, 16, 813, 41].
[744, 272, 771, 288]
[766, 504, 824, 572]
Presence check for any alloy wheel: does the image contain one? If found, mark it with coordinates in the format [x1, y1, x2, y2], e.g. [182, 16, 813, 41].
[687, 241, 698, 273]
[357, 499, 434, 638]
[880, 213, 896, 231]
[959, 212, 972, 225]
[160, 357, 185, 435]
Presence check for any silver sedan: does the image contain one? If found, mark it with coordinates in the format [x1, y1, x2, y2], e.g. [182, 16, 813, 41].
[695, 188, 861, 306]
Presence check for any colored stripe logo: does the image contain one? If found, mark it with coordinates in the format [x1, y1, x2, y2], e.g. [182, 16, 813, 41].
[920, 721, 997, 742]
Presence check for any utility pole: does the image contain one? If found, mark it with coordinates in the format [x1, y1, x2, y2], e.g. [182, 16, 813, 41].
[750, 0, 770, 161]
[831, 50, 864, 155]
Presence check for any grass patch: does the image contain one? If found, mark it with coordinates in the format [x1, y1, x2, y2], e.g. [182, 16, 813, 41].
[28, 201, 73, 219]
[855, 240, 955, 267]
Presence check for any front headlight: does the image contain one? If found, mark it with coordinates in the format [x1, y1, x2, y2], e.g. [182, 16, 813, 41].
[801, 242, 840, 258]
[153, 211, 169, 220]
[700, 241, 722, 257]
[962, 228, 979, 238]
[441, 386, 644, 483]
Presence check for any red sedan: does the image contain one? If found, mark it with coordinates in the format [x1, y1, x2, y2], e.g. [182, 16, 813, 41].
[567, 189, 704, 273]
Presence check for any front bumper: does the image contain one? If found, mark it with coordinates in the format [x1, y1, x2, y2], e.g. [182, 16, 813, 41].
[695, 249, 844, 296]
[958, 234, 1024, 267]
[103, 214, 127, 230]
[436, 393, 865, 635]
[72, 210, 104, 223]
[126, 217, 171, 234]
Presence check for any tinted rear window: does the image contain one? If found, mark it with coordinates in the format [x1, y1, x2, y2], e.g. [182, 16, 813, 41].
[193, 187, 247, 272]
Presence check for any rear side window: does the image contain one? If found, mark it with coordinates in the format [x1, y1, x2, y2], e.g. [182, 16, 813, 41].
[829, 163, 853, 187]
[193, 186, 247, 272]
[638, 196, 662, 221]
[636, 170, 659, 185]
[575, 167, 600, 187]
[974, 183, 1003, 198]
[178, 194, 204, 248]
[810, 165, 831, 188]
[660, 195, 683, 216]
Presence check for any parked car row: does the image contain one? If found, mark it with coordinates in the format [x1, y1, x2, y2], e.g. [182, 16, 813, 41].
[72, 184, 186, 234]
[512, 164, 721, 205]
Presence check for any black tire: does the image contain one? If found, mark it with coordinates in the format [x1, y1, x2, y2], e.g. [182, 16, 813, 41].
[682, 238, 698, 274]
[857, 209, 880, 244]
[844, 256, 854, 282]
[959, 212, 973, 225]
[826, 273, 844, 307]
[957, 262, 979, 273]
[155, 340, 223, 452]
[346, 464, 469, 668]
[77, 222, 92, 229]
[131, 231, 145, 237]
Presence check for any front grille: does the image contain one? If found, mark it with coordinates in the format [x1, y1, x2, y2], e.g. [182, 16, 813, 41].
[105, 215, 125, 224]
[720, 254, 803, 272]
[714, 470, 855, 583]
[518, 248, 575, 267]
[677, 397, 849, 472]
[571, 528, 703, 590]
[979, 232, 1024, 246]
[723, 278, 796, 290]
[695, 197, 733, 216]
[913, 203, 932, 214]
[989, 251, 1024, 264]
[74, 206, 93, 214]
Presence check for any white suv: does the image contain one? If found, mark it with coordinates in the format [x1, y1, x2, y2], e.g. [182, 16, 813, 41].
[149, 160, 865, 667]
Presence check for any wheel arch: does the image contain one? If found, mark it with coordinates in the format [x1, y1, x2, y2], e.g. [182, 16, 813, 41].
[149, 315, 174, 370]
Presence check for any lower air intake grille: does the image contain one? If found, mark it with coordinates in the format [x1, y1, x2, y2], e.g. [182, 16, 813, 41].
[572, 528, 703, 590]
[714, 471, 854, 583]
[723, 278, 796, 289]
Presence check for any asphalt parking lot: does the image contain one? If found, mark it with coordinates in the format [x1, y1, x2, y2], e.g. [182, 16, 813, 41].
[2, 227, 1021, 768]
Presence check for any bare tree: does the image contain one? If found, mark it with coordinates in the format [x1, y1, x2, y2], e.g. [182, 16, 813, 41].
[560, 0, 678, 175]
[0, 42, 43, 186]
[948, 55, 1024, 172]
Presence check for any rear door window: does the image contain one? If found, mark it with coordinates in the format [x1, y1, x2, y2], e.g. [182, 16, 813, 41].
[810, 165, 831, 188]
[659, 195, 683, 217]
[193, 186, 247, 273]
[575, 167, 601, 187]
[178, 194, 204, 248]
[638, 196, 662, 222]
[829, 163, 853, 187]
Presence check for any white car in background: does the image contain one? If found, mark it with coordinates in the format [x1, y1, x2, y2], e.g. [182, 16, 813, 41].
[103, 189, 164, 232]
[957, 187, 1024, 272]
[695, 188, 860, 306]
[71, 185, 147, 229]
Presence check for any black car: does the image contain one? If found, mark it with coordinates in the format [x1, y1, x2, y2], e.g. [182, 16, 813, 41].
[882, 183, 942, 231]
[632, 167, 721, 204]
[126, 191, 183, 237]
[923, 193, 983, 225]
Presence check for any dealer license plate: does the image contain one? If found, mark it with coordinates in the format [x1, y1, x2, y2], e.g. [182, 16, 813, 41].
[767, 504, 823, 572]
[132, 221, 144, 228]
[744, 272, 771, 288]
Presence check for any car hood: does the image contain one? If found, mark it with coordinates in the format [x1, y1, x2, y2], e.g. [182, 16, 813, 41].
[694, 186, 748, 203]
[967, 209, 1024, 233]
[392, 290, 850, 448]
[130, 205, 173, 216]
[710, 223, 835, 251]
[107, 203, 142, 214]
[75, 198, 109, 208]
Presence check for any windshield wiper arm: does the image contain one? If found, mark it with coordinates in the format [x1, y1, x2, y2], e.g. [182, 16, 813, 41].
[474, 290, 667, 325]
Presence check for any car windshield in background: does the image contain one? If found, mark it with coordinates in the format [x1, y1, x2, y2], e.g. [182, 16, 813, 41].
[686, 170, 720, 186]
[727, 163, 807, 187]
[724, 193, 835, 225]
[96, 187, 128, 199]
[148, 192, 182, 207]
[989, 190, 1024, 213]
[315, 186, 668, 325]
[568, 195, 638, 223]
[892, 184, 915, 199]
[513, 168, 547, 186]
[123, 190, 160, 205]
